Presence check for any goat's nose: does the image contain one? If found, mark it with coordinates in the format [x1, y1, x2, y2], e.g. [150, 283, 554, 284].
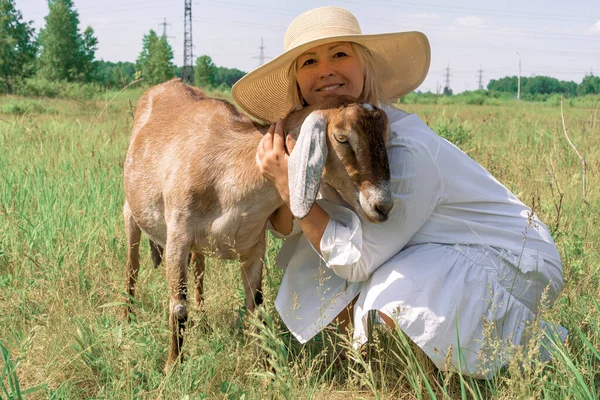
[374, 200, 393, 219]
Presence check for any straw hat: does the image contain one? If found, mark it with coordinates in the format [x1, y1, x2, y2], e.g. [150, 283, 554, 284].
[232, 6, 430, 122]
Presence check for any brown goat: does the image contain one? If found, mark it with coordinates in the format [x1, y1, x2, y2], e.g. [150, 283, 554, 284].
[123, 78, 392, 371]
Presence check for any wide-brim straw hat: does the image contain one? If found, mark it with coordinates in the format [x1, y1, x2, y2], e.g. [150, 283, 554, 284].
[232, 6, 430, 122]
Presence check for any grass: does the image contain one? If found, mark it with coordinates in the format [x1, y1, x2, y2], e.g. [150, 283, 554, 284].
[0, 87, 599, 398]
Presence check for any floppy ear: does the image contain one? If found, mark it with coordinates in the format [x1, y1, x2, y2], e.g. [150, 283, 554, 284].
[288, 112, 328, 219]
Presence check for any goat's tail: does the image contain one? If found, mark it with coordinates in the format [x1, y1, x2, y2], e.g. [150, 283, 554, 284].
[149, 239, 163, 268]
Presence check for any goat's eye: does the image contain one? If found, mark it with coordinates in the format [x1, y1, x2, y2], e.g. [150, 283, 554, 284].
[334, 134, 348, 144]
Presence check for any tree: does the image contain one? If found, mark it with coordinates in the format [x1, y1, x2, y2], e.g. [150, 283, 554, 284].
[80, 26, 98, 81]
[214, 66, 245, 87]
[577, 74, 600, 96]
[94, 60, 136, 88]
[487, 76, 518, 93]
[0, 0, 37, 93]
[37, 0, 98, 82]
[136, 30, 174, 85]
[194, 55, 216, 88]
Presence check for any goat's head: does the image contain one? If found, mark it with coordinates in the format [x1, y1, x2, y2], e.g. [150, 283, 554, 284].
[286, 96, 393, 223]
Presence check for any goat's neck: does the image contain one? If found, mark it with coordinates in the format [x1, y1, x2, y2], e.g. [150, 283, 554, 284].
[229, 123, 286, 207]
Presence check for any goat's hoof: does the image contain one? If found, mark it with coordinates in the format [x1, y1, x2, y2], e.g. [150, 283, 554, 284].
[164, 354, 184, 374]
[172, 303, 188, 322]
[163, 360, 176, 375]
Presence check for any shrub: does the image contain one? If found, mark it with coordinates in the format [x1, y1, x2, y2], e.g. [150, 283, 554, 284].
[0, 98, 58, 115]
[14, 77, 102, 100]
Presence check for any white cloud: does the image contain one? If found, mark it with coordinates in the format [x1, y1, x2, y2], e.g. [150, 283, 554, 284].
[450, 16, 485, 30]
[584, 20, 600, 35]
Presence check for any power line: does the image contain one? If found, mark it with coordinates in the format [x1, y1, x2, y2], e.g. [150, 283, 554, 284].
[444, 64, 451, 93]
[477, 65, 484, 90]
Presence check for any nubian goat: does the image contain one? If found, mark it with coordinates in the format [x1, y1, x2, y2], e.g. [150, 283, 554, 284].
[123, 78, 393, 370]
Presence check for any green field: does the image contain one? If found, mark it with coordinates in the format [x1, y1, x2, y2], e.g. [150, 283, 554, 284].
[1, 88, 599, 399]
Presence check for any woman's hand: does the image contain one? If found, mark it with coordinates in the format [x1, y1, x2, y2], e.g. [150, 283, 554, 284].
[256, 120, 290, 204]
[257, 119, 329, 252]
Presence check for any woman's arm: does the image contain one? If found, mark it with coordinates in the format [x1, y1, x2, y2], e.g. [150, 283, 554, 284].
[319, 136, 444, 282]
[259, 118, 443, 282]
[257, 120, 330, 253]
[269, 204, 294, 236]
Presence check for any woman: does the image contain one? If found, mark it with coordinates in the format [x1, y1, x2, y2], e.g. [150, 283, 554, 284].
[232, 6, 565, 378]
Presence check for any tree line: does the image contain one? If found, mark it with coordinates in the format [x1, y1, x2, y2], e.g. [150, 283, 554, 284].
[2, 0, 599, 98]
[487, 75, 600, 97]
[1, 0, 245, 95]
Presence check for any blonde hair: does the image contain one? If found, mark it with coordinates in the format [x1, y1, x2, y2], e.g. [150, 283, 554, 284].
[287, 42, 389, 111]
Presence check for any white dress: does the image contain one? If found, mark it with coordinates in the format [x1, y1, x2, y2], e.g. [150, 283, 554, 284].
[271, 106, 566, 378]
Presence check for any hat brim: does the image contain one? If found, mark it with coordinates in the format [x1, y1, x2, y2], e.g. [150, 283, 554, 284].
[232, 31, 430, 122]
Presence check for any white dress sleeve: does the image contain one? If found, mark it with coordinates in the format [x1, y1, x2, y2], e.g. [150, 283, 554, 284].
[319, 136, 444, 282]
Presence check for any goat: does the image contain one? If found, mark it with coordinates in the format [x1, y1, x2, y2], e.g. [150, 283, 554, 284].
[123, 78, 393, 371]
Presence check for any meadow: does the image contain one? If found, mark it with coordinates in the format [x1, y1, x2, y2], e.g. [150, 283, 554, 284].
[0, 86, 599, 399]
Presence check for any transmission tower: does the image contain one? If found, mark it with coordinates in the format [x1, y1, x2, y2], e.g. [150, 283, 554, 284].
[252, 37, 271, 66]
[182, 0, 194, 84]
[477, 65, 484, 90]
[159, 17, 171, 38]
[444, 64, 451, 94]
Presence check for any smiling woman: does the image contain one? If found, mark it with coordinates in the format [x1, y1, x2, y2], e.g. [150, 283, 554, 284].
[287, 41, 385, 112]
[293, 42, 365, 106]
[231, 6, 566, 379]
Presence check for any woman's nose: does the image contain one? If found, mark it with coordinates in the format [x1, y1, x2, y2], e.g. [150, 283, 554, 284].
[318, 60, 334, 78]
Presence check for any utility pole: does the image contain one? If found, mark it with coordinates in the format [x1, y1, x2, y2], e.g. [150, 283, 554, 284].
[516, 52, 521, 100]
[182, 0, 194, 85]
[477, 65, 484, 90]
[252, 37, 271, 67]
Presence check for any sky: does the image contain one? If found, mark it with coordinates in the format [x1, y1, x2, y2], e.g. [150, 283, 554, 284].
[16, 0, 600, 93]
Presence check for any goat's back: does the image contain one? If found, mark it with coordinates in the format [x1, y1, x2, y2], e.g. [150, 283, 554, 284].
[124, 79, 280, 256]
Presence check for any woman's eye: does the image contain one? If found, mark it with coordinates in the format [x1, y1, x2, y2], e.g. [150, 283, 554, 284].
[333, 51, 348, 58]
[301, 58, 316, 67]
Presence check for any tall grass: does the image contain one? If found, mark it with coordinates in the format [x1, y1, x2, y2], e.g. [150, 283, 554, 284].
[0, 90, 599, 398]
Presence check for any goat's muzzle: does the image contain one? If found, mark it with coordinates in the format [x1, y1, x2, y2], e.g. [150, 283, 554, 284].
[359, 183, 393, 223]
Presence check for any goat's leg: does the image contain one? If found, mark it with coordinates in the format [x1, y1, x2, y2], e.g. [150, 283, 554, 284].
[240, 238, 265, 313]
[150, 239, 164, 268]
[191, 253, 205, 309]
[124, 201, 141, 320]
[164, 231, 192, 371]
[240, 240, 266, 361]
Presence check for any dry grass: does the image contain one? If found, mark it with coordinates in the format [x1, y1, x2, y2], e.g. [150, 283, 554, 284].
[1, 90, 599, 399]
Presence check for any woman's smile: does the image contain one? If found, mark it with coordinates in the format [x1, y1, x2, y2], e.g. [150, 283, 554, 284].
[296, 42, 364, 105]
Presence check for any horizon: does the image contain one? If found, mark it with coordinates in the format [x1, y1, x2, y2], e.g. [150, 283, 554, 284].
[17, 0, 600, 93]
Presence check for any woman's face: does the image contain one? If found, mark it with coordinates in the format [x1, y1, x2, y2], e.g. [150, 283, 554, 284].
[295, 42, 365, 106]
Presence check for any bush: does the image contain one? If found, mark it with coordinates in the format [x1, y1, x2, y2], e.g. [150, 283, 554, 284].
[464, 94, 486, 105]
[430, 113, 471, 147]
[0, 98, 58, 115]
[14, 77, 102, 100]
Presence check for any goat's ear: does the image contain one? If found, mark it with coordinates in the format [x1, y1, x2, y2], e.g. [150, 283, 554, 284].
[288, 112, 328, 219]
